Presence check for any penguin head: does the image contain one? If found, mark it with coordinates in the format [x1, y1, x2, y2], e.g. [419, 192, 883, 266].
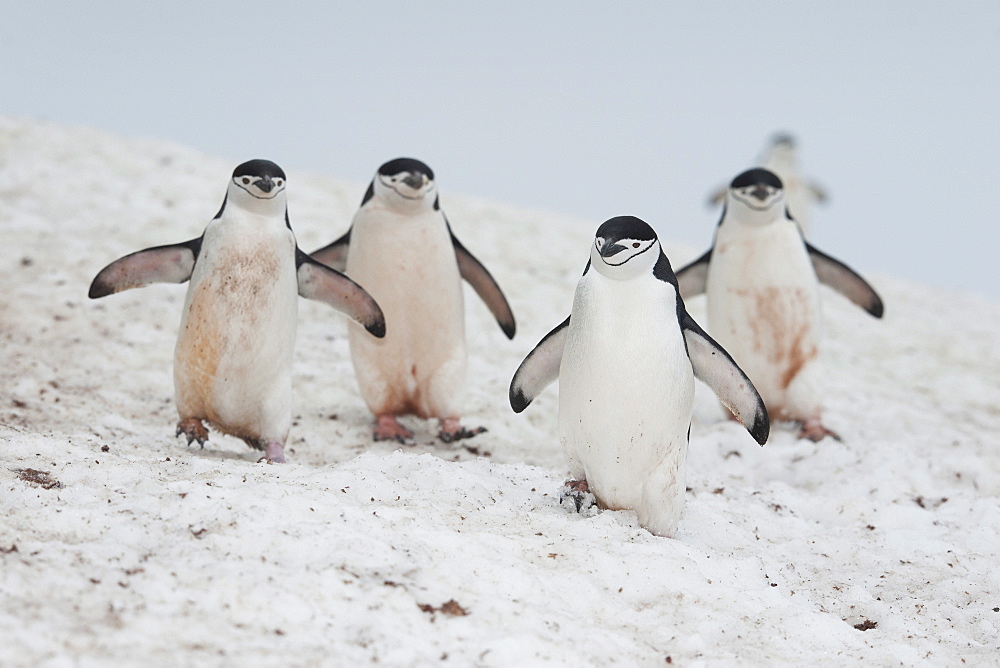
[370, 157, 437, 212]
[760, 132, 798, 172]
[725, 168, 785, 223]
[226, 159, 288, 216]
[768, 132, 796, 151]
[591, 216, 661, 280]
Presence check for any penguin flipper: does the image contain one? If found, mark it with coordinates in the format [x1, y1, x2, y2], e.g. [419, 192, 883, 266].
[805, 243, 884, 318]
[310, 229, 351, 272]
[681, 312, 769, 445]
[509, 316, 570, 413]
[706, 184, 727, 208]
[674, 248, 712, 299]
[295, 250, 386, 338]
[450, 231, 516, 339]
[88, 239, 200, 298]
[809, 181, 829, 204]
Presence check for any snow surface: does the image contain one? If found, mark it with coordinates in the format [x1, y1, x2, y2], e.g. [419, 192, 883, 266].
[2, 118, 999, 665]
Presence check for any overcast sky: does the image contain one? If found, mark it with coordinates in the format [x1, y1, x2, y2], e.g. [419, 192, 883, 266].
[4, 1, 998, 300]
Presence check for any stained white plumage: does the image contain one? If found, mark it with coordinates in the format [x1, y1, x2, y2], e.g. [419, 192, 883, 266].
[312, 158, 515, 444]
[89, 160, 385, 462]
[174, 170, 299, 457]
[677, 168, 882, 441]
[511, 216, 767, 537]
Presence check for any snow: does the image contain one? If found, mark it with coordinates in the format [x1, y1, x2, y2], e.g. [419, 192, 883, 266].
[2, 118, 999, 665]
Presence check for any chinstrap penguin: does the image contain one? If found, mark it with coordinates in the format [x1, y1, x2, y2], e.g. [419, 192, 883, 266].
[707, 133, 828, 237]
[89, 159, 386, 463]
[509, 216, 768, 538]
[677, 168, 882, 441]
[311, 157, 515, 444]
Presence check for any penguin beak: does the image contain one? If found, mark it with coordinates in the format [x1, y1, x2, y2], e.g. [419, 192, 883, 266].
[402, 172, 425, 189]
[256, 177, 274, 194]
[750, 184, 769, 201]
[599, 240, 626, 258]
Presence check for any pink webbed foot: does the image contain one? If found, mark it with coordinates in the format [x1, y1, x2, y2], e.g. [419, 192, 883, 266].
[798, 418, 841, 442]
[438, 417, 486, 444]
[176, 418, 209, 448]
[262, 441, 286, 464]
[560, 479, 597, 513]
[374, 415, 415, 444]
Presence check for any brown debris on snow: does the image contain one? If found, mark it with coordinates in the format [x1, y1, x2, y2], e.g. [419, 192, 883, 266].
[14, 468, 62, 489]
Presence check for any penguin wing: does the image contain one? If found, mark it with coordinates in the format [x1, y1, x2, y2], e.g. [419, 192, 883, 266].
[295, 250, 386, 338]
[706, 184, 727, 208]
[509, 316, 570, 413]
[674, 248, 713, 299]
[310, 229, 352, 272]
[450, 230, 516, 339]
[88, 239, 201, 298]
[805, 243, 884, 318]
[680, 310, 769, 445]
[808, 181, 829, 204]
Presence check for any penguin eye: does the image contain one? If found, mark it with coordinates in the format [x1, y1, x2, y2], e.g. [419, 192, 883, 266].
[276, 179, 283, 186]
[242, 177, 250, 184]
[632, 242, 640, 248]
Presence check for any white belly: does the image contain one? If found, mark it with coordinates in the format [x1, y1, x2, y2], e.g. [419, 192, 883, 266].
[559, 273, 694, 536]
[174, 216, 298, 443]
[344, 206, 466, 418]
[706, 219, 821, 418]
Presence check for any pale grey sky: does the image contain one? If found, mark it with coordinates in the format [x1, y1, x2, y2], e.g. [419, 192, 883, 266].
[4, 1, 998, 299]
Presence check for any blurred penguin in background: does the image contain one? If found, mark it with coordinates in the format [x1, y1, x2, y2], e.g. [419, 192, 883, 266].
[708, 132, 828, 237]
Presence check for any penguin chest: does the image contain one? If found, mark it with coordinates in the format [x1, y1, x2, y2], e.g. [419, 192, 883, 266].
[345, 209, 465, 391]
[559, 276, 694, 498]
[706, 224, 820, 392]
[175, 222, 298, 428]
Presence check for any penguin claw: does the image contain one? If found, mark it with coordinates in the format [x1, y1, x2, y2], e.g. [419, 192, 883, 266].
[560, 479, 597, 513]
[175, 418, 209, 448]
[373, 415, 415, 444]
[374, 433, 415, 445]
[438, 426, 487, 444]
[437, 417, 486, 443]
[797, 418, 841, 442]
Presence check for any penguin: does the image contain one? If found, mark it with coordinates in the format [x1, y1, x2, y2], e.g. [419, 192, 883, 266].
[89, 159, 386, 463]
[707, 133, 828, 237]
[509, 216, 768, 538]
[311, 157, 515, 444]
[676, 168, 883, 442]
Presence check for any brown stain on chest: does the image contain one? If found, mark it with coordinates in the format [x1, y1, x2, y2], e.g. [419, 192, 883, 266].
[177, 281, 223, 422]
[176, 245, 284, 431]
[743, 286, 818, 390]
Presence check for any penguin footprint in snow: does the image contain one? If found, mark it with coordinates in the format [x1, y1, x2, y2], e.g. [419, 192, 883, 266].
[560, 480, 598, 514]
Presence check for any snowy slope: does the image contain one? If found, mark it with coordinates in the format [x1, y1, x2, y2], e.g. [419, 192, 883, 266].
[1, 118, 999, 665]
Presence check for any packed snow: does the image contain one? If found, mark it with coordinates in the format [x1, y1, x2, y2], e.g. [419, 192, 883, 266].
[2, 119, 999, 665]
